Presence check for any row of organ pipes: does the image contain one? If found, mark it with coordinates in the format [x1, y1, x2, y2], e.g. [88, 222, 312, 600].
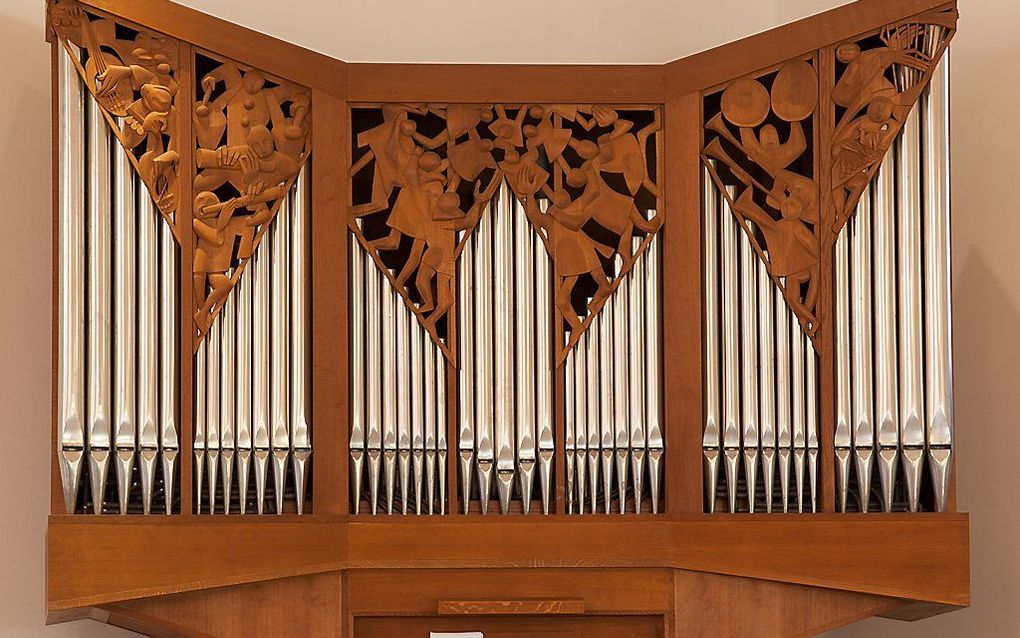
[833, 55, 953, 513]
[57, 47, 179, 515]
[193, 168, 312, 514]
[456, 183, 554, 514]
[702, 173, 819, 514]
[349, 183, 665, 515]
[564, 236, 663, 514]
[348, 237, 449, 515]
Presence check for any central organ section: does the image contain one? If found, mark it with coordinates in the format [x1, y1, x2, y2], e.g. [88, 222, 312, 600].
[347, 104, 664, 515]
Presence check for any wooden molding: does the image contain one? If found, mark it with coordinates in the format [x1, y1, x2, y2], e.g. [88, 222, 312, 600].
[47, 514, 968, 612]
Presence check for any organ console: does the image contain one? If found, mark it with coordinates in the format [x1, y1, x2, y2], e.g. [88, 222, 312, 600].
[45, 0, 969, 634]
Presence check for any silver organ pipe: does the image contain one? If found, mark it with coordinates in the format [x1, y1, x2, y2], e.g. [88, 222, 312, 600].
[703, 180, 818, 514]
[613, 272, 630, 515]
[702, 166, 721, 513]
[411, 312, 425, 515]
[564, 349, 576, 514]
[270, 196, 291, 515]
[252, 242, 271, 514]
[290, 170, 312, 514]
[205, 316, 220, 515]
[833, 52, 954, 513]
[739, 219, 759, 513]
[923, 54, 954, 513]
[585, 326, 600, 515]
[897, 105, 926, 512]
[86, 92, 111, 515]
[644, 235, 663, 515]
[598, 297, 615, 515]
[236, 265, 253, 515]
[396, 296, 411, 514]
[851, 188, 875, 513]
[720, 188, 740, 513]
[514, 197, 537, 515]
[219, 291, 236, 514]
[364, 251, 382, 515]
[160, 221, 178, 516]
[436, 340, 448, 515]
[493, 183, 515, 514]
[457, 233, 476, 514]
[195, 341, 207, 514]
[195, 169, 312, 515]
[474, 195, 495, 514]
[350, 238, 447, 516]
[834, 226, 852, 511]
[791, 315, 805, 513]
[138, 183, 160, 515]
[628, 241, 647, 515]
[535, 227, 554, 516]
[349, 236, 366, 515]
[873, 159, 899, 513]
[58, 45, 86, 514]
[757, 260, 776, 513]
[574, 330, 588, 514]
[113, 113, 137, 516]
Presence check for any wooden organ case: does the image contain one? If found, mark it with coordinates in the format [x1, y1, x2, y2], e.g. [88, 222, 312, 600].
[45, 0, 970, 635]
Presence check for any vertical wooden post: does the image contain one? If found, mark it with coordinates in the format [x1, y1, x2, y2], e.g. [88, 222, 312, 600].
[816, 49, 837, 513]
[177, 42, 195, 516]
[311, 87, 348, 515]
[662, 93, 705, 513]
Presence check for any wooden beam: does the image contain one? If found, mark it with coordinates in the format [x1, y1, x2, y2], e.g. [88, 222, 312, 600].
[345, 64, 664, 104]
[47, 514, 968, 612]
[76, 0, 347, 96]
[665, 0, 956, 97]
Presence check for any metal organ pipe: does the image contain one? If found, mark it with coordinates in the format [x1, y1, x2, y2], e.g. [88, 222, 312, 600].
[832, 53, 954, 514]
[58, 45, 86, 514]
[702, 166, 721, 513]
[923, 54, 954, 513]
[86, 93, 111, 515]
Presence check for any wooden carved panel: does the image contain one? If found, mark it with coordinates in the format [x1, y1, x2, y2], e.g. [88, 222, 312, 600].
[349, 104, 661, 361]
[830, 6, 956, 233]
[49, 0, 182, 231]
[192, 51, 311, 342]
[702, 60, 822, 340]
[702, 6, 956, 345]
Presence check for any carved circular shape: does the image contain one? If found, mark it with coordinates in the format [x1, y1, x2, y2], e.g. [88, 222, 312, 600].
[721, 78, 770, 128]
[771, 60, 818, 122]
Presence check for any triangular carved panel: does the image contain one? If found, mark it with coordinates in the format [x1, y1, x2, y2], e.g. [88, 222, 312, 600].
[703, 59, 822, 341]
[49, 0, 183, 233]
[350, 104, 661, 362]
[701, 6, 956, 347]
[830, 6, 956, 233]
[192, 50, 311, 344]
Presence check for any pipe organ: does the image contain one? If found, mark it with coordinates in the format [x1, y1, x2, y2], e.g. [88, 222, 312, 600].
[46, 0, 970, 635]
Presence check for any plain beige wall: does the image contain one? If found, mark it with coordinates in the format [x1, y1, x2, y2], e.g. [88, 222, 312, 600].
[2, 0, 1015, 635]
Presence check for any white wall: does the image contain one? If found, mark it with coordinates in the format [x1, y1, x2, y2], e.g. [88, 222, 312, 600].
[2, 0, 1014, 635]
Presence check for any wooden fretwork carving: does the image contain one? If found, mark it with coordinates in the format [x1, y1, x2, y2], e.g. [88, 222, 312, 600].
[830, 6, 956, 233]
[703, 60, 822, 339]
[349, 104, 661, 361]
[191, 51, 311, 343]
[49, 0, 182, 231]
[702, 6, 956, 345]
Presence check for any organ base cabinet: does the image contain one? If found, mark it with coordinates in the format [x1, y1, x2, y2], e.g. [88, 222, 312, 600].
[46, 0, 969, 634]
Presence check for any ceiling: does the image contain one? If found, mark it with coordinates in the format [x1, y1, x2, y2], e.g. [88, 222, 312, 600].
[177, 0, 851, 64]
